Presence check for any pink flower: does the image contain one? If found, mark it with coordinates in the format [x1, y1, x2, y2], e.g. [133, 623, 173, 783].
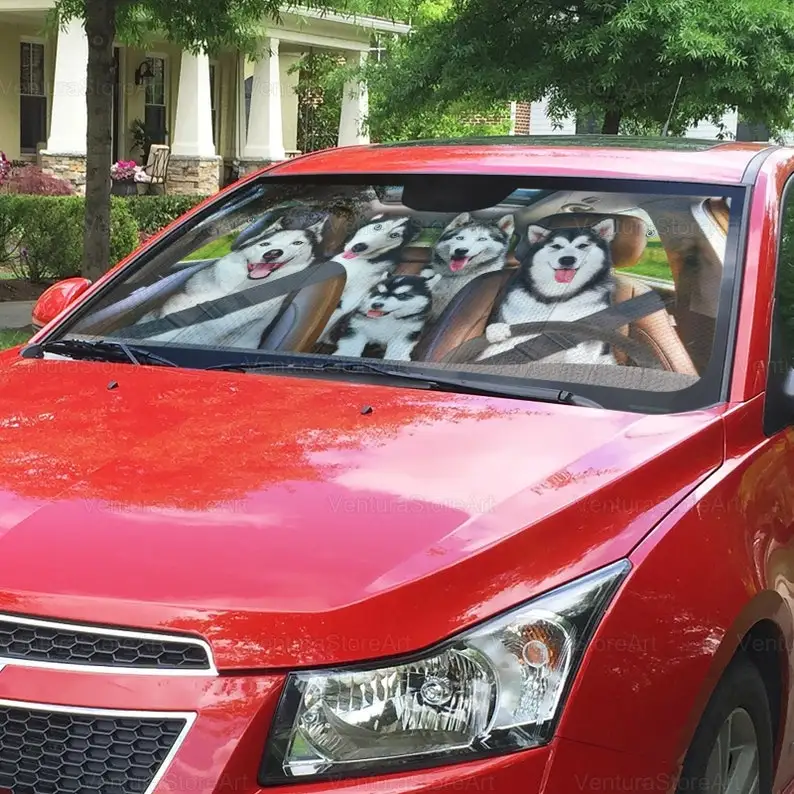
[110, 160, 141, 181]
[0, 151, 10, 185]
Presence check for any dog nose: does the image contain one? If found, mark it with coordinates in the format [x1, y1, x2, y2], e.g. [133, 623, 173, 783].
[558, 256, 576, 267]
[453, 248, 469, 257]
[263, 249, 283, 261]
[351, 242, 368, 253]
[371, 302, 384, 309]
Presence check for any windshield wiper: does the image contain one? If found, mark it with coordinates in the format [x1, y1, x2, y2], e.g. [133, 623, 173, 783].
[206, 358, 602, 408]
[21, 339, 178, 368]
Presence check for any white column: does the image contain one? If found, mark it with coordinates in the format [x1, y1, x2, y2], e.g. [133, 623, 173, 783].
[509, 101, 517, 135]
[338, 51, 369, 147]
[243, 38, 284, 161]
[171, 50, 216, 157]
[46, 18, 88, 154]
[235, 52, 246, 159]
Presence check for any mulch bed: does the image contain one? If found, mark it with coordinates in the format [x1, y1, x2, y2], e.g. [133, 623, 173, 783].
[0, 279, 54, 302]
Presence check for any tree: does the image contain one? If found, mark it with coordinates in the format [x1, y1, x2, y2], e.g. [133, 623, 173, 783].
[53, 0, 373, 281]
[290, 46, 510, 149]
[370, 0, 794, 137]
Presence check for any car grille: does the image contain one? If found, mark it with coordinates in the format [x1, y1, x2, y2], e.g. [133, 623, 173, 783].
[0, 701, 190, 794]
[0, 614, 213, 673]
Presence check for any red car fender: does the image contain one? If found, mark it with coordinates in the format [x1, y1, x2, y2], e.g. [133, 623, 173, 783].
[556, 398, 793, 773]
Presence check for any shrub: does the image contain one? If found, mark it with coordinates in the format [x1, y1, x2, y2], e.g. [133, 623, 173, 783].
[1, 165, 74, 196]
[0, 195, 138, 282]
[124, 195, 207, 234]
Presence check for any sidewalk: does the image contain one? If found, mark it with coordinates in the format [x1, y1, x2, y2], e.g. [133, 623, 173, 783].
[0, 301, 35, 329]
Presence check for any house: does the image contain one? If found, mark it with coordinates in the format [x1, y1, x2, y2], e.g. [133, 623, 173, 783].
[0, 0, 410, 195]
[509, 97, 793, 142]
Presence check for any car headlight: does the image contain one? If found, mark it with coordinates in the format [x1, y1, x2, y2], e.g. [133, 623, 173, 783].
[260, 560, 630, 784]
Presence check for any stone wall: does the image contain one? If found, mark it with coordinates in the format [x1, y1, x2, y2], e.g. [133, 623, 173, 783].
[236, 159, 274, 178]
[236, 152, 302, 179]
[166, 155, 222, 196]
[38, 153, 87, 194]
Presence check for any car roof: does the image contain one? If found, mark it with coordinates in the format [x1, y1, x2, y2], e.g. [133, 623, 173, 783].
[270, 135, 780, 186]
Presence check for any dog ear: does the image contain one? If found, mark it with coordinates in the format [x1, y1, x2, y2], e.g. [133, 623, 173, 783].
[526, 224, 551, 244]
[306, 218, 327, 238]
[265, 217, 284, 232]
[445, 212, 470, 230]
[404, 216, 423, 242]
[497, 214, 515, 240]
[418, 266, 436, 280]
[424, 272, 442, 289]
[591, 218, 615, 243]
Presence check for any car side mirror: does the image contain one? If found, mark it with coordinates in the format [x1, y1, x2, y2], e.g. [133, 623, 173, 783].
[31, 278, 92, 330]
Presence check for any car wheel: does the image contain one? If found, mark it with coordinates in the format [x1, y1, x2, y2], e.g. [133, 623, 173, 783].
[676, 653, 774, 794]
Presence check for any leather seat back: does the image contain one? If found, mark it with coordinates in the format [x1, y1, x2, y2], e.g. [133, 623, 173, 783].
[255, 210, 357, 351]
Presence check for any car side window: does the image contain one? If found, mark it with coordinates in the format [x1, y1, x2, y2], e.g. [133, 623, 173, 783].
[764, 175, 794, 434]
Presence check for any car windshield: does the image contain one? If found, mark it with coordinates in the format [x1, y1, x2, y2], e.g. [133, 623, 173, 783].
[54, 174, 745, 414]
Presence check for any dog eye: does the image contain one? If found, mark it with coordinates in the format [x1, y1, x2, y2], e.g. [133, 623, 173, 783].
[549, 243, 563, 250]
[389, 232, 400, 238]
[374, 224, 382, 230]
[576, 243, 589, 249]
[293, 240, 303, 246]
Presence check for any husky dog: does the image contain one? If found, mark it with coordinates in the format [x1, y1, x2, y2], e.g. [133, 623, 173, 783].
[477, 219, 617, 365]
[331, 269, 441, 361]
[136, 216, 326, 349]
[318, 213, 422, 342]
[426, 212, 515, 322]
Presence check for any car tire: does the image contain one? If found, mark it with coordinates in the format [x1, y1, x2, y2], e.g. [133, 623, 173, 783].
[676, 653, 774, 794]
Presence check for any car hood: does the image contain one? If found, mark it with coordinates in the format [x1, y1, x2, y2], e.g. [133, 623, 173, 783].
[0, 357, 724, 669]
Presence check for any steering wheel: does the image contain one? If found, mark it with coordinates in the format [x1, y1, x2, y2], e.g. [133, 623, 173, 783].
[438, 320, 663, 369]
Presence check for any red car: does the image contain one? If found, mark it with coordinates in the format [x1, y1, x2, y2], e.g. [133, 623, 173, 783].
[1, 135, 791, 794]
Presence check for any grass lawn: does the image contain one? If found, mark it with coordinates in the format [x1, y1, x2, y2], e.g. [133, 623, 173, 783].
[0, 328, 32, 350]
[184, 232, 237, 261]
[621, 240, 673, 281]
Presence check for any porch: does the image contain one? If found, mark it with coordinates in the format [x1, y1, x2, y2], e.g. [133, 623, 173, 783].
[0, 2, 410, 195]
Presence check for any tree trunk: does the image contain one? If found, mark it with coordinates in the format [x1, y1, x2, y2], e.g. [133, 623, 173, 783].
[601, 109, 622, 135]
[82, 0, 117, 281]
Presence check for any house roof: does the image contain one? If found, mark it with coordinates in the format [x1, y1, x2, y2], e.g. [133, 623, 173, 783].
[271, 136, 781, 185]
[279, 5, 411, 34]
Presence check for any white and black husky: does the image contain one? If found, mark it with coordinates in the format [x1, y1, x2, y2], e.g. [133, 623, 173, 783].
[426, 212, 515, 321]
[478, 219, 617, 365]
[136, 216, 326, 349]
[318, 213, 421, 343]
[330, 270, 441, 361]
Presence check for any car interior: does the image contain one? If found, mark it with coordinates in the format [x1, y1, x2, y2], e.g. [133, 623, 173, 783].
[70, 184, 731, 394]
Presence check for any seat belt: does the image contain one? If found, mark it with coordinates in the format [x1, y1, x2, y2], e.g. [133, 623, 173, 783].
[107, 260, 346, 340]
[479, 289, 670, 365]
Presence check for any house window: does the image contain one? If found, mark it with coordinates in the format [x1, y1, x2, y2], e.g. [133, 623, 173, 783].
[209, 63, 217, 146]
[144, 56, 167, 145]
[369, 34, 390, 63]
[735, 114, 770, 142]
[575, 111, 599, 135]
[20, 41, 47, 153]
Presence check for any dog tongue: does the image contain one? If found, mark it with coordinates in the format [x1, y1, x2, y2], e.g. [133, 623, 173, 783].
[248, 261, 283, 279]
[555, 269, 576, 284]
[449, 257, 469, 272]
[366, 309, 386, 318]
[342, 250, 358, 260]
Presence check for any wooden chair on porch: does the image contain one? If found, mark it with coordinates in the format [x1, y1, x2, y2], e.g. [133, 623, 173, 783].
[134, 144, 171, 194]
